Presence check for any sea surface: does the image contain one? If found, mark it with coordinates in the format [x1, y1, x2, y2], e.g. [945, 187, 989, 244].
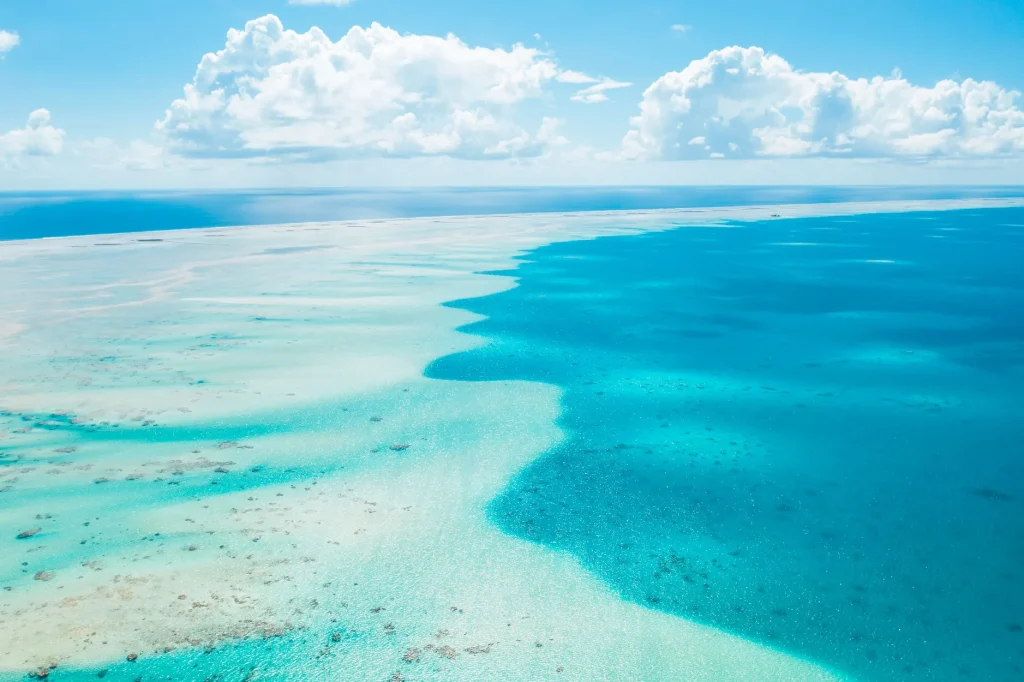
[430, 206, 1024, 681]
[3, 186, 1024, 240]
[2, 197, 1023, 682]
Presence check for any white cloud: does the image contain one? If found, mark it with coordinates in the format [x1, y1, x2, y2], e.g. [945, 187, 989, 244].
[622, 45, 1024, 160]
[0, 29, 19, 55]
[570, 77, 632, 104]
[78, 138, 169, 171]
[0, 110, 65, 165]
[289, 0, 356, 6]
[670, 24, 691, 33]
[556, 70, 598, 85]
[158, 15, 599, 160]
[556, 71, 631, 104]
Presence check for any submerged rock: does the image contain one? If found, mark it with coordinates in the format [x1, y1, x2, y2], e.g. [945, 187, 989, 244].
[971, 487, 1013, 502]
[16, 527, 41, 540]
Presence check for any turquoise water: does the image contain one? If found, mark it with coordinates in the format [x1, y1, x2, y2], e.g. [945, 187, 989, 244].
[428, 208, 1024, 681]
[4, 204, 1024, 681]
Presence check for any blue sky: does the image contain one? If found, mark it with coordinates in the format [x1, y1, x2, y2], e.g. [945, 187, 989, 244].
[2, 0, 1024, 188]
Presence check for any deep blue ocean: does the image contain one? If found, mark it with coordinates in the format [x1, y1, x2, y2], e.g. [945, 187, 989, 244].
[429, 206, 1024, 681]
[3, 186, 1024, 240]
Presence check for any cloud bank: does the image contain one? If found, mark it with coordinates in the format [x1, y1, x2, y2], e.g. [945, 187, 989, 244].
[0, 110, 65, 164]
[7, 20, 1023, 183]
[158, 15, 595, 160]
[623, 46, 1024, 160]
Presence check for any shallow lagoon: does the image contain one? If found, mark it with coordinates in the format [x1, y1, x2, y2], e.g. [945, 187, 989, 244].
[1, 200, 1022, 681]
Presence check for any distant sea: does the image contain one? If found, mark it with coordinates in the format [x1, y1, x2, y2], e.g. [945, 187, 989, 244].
[3, 186, 1024, 241]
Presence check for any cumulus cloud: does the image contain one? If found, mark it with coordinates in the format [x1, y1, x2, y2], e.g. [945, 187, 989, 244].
[158, 15, 601, 160]
[0, 110, 65, 164]
[622, 46, 1024, 160]
[0, 29, 19, 55]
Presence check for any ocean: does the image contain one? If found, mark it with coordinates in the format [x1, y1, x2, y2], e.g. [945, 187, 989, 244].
[1, 192, 1023, 681]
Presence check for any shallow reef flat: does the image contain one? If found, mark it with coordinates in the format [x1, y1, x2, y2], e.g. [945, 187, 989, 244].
[0, 198, 1021, 681]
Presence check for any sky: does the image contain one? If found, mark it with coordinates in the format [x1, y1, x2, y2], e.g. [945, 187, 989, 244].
[2, 0, 1024, 189]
